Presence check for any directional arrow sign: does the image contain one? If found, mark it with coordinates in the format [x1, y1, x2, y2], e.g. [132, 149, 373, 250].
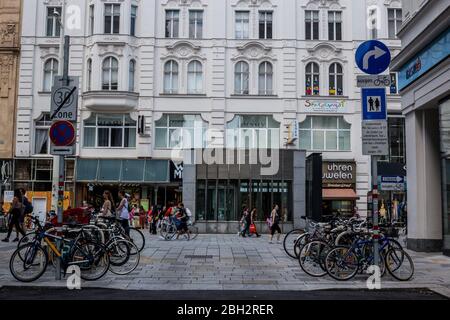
[355, 40, 391, 75]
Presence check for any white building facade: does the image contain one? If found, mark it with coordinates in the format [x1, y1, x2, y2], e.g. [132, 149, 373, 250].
[14, 0, 404, 226]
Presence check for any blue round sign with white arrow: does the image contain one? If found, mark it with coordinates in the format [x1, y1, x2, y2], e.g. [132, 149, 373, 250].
[355, 40, 391, 75]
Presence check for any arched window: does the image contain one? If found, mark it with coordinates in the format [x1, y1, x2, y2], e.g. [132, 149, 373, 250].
[129, 60, 136, 92]
[102, 57, 119, 90]
[235, 61, 249, 95]
[329, 63, 343, 96]
[258, 62, 273, 95]
[187, 60, 203, 94]
[43, 58, 59, 92]
[87, 59, 92, 91]
[305, 62, 320, 96]
[164, 60, 179, 94]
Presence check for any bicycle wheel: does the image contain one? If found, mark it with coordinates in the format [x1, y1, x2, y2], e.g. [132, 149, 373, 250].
[108, 239, 140, 275]
[128, 227, 145, 252]
[188, 225, 199, 240]
[293, 233, 310, 258]
[10, 244, 48, 282]
[325, 246, 359, 281]
[298, 240, 330, 277]
[385, 248, 414, 281]
[71, 241, 110, 281]
[18, 231, 36, 248]
[283, 229, 305, 259]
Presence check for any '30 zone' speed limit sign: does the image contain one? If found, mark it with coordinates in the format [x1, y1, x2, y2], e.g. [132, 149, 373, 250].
[50, 76, 79, 122]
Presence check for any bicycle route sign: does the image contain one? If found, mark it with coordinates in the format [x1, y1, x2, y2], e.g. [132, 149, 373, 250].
[356, 75, 391, 88]
[50, 76, 79, 122]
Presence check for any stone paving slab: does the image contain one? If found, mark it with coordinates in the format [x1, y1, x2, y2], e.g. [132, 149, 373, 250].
[0, 233, 449, 297]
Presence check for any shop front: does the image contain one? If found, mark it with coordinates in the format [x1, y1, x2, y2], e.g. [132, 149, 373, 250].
[75, 159, 182, 210]
[322, 160, 359, 217]
[377, 162, 407, 224]
[183, 149, 306, 233]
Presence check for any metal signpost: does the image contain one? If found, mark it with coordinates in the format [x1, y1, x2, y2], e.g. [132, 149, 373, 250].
[50, 35, 78, 280]
[356, 40, 391, 270]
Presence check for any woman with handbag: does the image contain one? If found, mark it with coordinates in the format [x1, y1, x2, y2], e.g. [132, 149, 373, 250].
[250, 208, 261, 238]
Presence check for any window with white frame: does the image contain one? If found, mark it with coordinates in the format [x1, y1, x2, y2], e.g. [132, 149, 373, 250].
[299, 116, 351, 151]
[46, 7, 62, 37]
[235, 61, 249, 95]
[329, 63, 343, 96]
[129, 60, 136, 92]
[87, 59, 92, 91]
[258, 62, 273, 95]
[34, 113, 52, 155]
[305, 62, 320, 96]
[388, 8, 402, 39]
[43, 58, 59, 92]
[226, 115, 280, 149]
[155, 114, 207, 149]
[102, 57, 119, 90]
[259, 11, 273, 39]
[328, 11, 342, 41]
[89, 5, 95, 36]
[130, 5, 137, 36]
[165, 10, 179, 38]
[187, 60, 203, 94]
[83, 114, 137, 148]
[104, 4, 120, 34]
[164, 60, 179, 94]
[305, 10, 319, 40]
[189, 10, 203, 39]
[369, 8, 378, 39]
[235, 11, 250, 39]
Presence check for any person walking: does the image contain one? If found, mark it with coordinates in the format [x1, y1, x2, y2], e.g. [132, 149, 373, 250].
[100, 190, 114, 217]
[250, 208, 261, 238]
[2, 190, 26, 242]
[117, 190, 130, 236]
[138, 206, 146, 230]
[240, 207, 250, 237]
[175, 202, 189, 240]
[269, 204, 282, 244]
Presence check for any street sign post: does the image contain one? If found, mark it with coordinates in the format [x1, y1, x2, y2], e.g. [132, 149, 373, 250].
[357, 75, 391, 88]
[356, 40, 392, 272]
[355, 40, 391, 75]
[50, 77, 79, 122]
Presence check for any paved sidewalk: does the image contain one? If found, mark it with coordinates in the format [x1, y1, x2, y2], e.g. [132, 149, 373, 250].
[0, 233, 449, 297]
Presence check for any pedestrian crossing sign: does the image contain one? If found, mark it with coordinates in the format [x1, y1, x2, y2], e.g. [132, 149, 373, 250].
[362, 88, 387, 120]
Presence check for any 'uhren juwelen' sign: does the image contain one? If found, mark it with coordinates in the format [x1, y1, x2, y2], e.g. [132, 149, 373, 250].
[322, 161, 356, 188]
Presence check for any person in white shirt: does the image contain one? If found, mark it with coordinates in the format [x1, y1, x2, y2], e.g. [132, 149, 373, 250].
[117, 190, 130, 236]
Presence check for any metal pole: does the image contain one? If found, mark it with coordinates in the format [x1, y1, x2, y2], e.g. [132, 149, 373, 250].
[372, 155, 380, 267]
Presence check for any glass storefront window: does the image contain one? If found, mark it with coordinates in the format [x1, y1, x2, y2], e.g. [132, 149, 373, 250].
[380, 117, 406, 164]
[299, 116, 351, 151]
[196, 180, 206, 221]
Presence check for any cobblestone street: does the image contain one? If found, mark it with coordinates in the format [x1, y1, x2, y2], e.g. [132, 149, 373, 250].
[0, 233, 449, 297]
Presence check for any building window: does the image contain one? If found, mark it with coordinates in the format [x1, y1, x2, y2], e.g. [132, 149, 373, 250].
[258, 62, 273, 95]
[89, 5, 95, 36]
[305, 62, 320, 96]
[130, 5, 137, 36]
[226, 115, 280, 149]
[381, 117, 405, 163]
[259, 11, 273, 39]
[165, 10, 179, 38]
[34, 113, 52, 155]
[104, 4, 120, 34]
[43, 58, 59, 92]
[102, 57, 119, 91]
[305, 10, 319, 40]
[235, 11, 249, 39]
[328, 11, 342, 41]
[390, 73, 398, 94]
[46, 7, 62, 37]
[189, 10, 203, 39]
[129, 60, 136, 92]
[299, 116, 351, 151]
[388, 8, 402, 39]
[235, 61, 250, 95]
[155, 114, 207, 149]
[83, 114, 136, 148]
[87, 59, 92, 91]
[187, 60, 203, 94]
[329, 63, 343, 96]
[164, 60, 179, 94]
[369, 8, 378, 39]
